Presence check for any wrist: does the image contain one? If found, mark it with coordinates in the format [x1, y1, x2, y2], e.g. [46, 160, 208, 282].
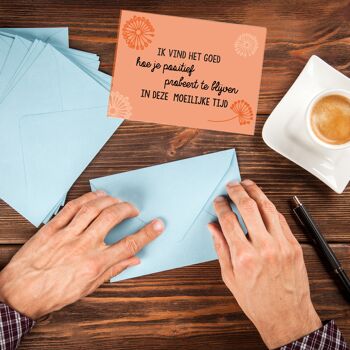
[257, 307, 322, 349]
[0, 270, 16, 311]
[0, 271, 8, 304]
[0, 268, 39, 320]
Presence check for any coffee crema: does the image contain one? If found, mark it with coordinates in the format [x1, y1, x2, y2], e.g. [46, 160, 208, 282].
[310, 94, 350, 145]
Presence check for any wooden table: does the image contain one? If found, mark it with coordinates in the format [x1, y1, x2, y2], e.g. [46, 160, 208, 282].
[0, 0, 349, 348]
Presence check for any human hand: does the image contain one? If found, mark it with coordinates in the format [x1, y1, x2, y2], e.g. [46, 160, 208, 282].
[209, 180, 322, 349]
[0, 191, 164, 320]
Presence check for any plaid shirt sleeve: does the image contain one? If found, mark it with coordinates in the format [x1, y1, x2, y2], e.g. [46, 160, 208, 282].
[280, 320, 349, 350]
[0, 302, 35, 350]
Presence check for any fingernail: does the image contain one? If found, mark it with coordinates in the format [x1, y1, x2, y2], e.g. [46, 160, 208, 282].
[207, 224, 215, 237]
[226, 181, 240, 188]
[130, 258, 141, 266]
[214, 196, 226, 202]
[95, 190, 107, 197]
[242, 179, 254, 185]
[152, 219, 164, 232]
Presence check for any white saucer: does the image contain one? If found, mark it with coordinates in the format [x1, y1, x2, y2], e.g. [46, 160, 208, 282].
[262, 55, 350, 194]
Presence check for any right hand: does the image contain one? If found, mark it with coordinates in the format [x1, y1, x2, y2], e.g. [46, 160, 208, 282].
[209, 180, 322, 349]
[0, 191, 164, 320]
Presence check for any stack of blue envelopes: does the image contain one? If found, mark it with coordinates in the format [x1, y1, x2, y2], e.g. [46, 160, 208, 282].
[0, 28, 123, 227]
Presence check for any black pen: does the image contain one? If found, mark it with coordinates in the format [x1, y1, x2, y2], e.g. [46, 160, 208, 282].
[292, 196, 350, 298]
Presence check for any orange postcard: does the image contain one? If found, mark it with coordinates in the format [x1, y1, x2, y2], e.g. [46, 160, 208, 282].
[108, 10, 266, 135]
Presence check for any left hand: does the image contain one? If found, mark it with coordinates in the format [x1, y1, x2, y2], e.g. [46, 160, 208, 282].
[0, 191, 164, 319]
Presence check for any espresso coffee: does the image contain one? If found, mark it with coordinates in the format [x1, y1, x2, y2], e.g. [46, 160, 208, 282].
[310, 94, 350, 145]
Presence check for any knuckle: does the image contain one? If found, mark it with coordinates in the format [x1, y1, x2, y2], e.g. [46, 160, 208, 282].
[122, 202, 138, 215]
[124, 237, 139, 255]
[278, 212, 286, 221]
[143, 225, 156, 240]
[239, 197, 257, 212]
[214, 239, 222, 252]
[104, 202, 137, 222]
[261, 246, 278, 263]
[79, 204, 98, 217]
[293, 243, 304, 260]
[110, 196, 121, 204]
[278, 213, 288, 226]
[65, 200, 77, 212]
[40, 224, 55, 236]
[236, 251, 255, 269]
[221, 211, 234, 226]
[281, 247, 294, 262]
[82, 260, 100, 279]
[69, 237, 87, 252]
[260, 200, 276, 214]
[102, 206, 120, 223]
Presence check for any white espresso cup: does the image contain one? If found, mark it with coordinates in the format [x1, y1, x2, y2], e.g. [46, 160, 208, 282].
[306, 89, 350, 150]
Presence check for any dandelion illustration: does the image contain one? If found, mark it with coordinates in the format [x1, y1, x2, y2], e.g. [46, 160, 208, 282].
[208, 99, 253, 125]
[230, 99, 254, 124]
[234, 33, 258, 57]
[122, 15, 155, 50]
[108, 91, 132, 119]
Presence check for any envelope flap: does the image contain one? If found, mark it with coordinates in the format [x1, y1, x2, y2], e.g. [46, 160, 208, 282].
[90, 149, 236, 242]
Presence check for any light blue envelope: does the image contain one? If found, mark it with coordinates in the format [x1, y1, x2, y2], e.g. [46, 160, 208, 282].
[0, 28, 71, 89]
[0, 34, 32, 98]
[37, 73, 112, 222]
[90, 149, 244, 282]
[0, 28, 113, 223]
[0, 28, 95, 208]
[0, 28, 69, 75]
[20, 107, 122, 225]
[0, 27, 69, 47]
[0, 34, 14, 69]
[0, 29, 109, 217]
[0, 43, 122, 226]
[0, 28, 100, 93]
[0, 35, 101, 103]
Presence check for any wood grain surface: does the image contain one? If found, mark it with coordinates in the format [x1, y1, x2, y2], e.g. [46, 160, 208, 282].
[0, 0, 349, 349]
